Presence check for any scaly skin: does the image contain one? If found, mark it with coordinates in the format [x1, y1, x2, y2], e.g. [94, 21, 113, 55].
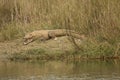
[23, 29, 85, 45]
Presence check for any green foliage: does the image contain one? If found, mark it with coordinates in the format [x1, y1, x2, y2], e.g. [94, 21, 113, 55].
[0, 0, 120, 38]
[25, 48, 45, 55]
[0, 0, 120, 58]
[0, 23, 24, 41]
[9, 48, 46, 60]
[75, 38, 116, 58]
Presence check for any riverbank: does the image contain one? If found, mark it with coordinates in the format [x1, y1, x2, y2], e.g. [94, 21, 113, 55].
[0, 36, 80, 61]
[0, 0, 120, 61]
[0, 36, 120, 61]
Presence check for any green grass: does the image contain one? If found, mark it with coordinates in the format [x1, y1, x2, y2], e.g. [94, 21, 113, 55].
[0, 23, 23, 41]
[8, 48, 74, 61]
[8, 48, 45, 60]
[0, 0, 120, 59]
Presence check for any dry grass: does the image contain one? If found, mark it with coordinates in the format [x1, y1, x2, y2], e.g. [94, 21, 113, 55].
[0, 0, 120, 39]
[0, 36, 78, 60]
[0, 0, 120, 58]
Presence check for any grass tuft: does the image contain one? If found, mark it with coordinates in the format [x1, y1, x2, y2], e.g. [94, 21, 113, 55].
[0, 0, 120, 58]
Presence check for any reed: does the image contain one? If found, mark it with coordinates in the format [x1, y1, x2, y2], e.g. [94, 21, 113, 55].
[0, 0, 120, 57]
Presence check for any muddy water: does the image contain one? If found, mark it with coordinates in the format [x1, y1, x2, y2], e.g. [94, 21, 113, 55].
[0, 60, 120, 80]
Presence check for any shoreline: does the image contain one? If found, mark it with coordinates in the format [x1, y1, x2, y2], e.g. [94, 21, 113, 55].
[1, 51, 120, 62]
[0, 37, 120, 61]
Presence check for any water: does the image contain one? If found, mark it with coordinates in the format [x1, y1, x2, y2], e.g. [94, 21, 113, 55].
[0, 60, 120, 80]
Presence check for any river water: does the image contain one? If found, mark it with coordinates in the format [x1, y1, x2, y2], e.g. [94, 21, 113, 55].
[0, 60, 120, 80]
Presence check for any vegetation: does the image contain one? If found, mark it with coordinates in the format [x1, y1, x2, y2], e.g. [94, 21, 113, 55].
[8, 48, 73, 61]
[0, 0, 120, 59]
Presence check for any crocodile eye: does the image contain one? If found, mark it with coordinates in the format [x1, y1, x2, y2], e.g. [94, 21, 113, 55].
[30, 33, 32, 36]
[26, 34, 32, 39]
